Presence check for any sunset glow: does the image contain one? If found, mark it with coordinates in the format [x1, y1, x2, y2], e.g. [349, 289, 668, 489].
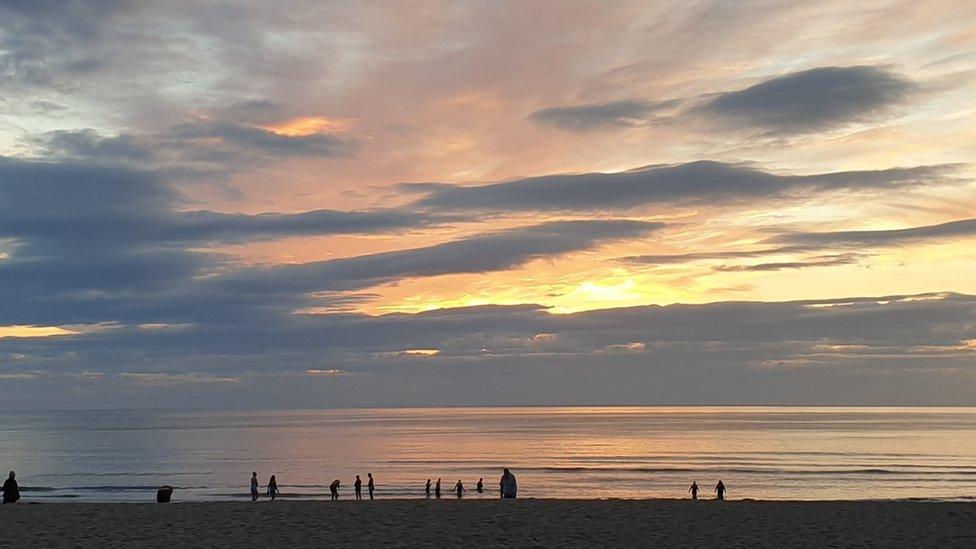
[1, 1, 974, 408]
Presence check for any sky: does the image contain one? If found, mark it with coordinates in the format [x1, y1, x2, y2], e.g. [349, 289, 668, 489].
[1, 0, 975, 409]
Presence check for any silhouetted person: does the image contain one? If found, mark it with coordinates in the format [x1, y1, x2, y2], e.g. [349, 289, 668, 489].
[689, 481, 699, 500]
[476, 478, 484, 493]
[499, 468, 517, 499]
[330, 479, 341, 500]
[3, 471, 20, 504]
[367, 472, 374, 499]
[267, 475, 279, 501]
[714, 480, 726, 500]
[435, 478, 442, 499]
[454, 479, 465, 498]
[354, 475, 363, 500]
[250, 472, 259, 502]
[425, 479, 432, 498]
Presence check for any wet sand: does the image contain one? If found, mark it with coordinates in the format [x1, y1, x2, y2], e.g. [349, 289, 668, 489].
[2, 499, 974, 548]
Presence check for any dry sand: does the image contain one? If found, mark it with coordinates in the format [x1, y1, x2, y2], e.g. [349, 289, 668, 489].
[1, 499, 974, 548]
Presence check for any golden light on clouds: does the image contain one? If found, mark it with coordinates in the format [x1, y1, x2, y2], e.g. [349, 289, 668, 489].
[263, 116, 352, 136]
[0, 325, 78, 339]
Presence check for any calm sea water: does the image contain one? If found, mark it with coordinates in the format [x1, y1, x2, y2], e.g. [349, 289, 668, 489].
[2, 407, 975, 502]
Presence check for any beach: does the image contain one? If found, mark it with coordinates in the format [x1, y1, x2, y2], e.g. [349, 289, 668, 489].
[2, 499, 973, 548]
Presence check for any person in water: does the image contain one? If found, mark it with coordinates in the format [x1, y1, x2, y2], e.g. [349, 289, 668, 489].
[453, 479, 465, 498]
[689, 481, 699, 500]
[499, 468, 517, 499]
[330, 479, 341, 500]
[354, 475, 363, 500]
[476, 478, 484, 493]
[367, 472, 375, 500]
[267, 475, 279, 501]
[425, 479, 432, 498]
[250, 472, 259, 502]
[434, 478, 442, 499]
[3, 471, 20, 504]
[714, 480, 727, 500]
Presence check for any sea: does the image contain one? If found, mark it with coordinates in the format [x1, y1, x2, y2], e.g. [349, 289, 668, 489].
[2, 406, 975, 503]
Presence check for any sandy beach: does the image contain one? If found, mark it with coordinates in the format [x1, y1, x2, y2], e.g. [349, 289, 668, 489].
[1, 499, 973, 548]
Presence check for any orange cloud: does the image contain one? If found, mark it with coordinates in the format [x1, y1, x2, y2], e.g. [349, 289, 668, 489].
[263, 116, 352, 136]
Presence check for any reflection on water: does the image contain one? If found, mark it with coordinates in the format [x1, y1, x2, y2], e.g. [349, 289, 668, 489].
[1, 406, 975, 502]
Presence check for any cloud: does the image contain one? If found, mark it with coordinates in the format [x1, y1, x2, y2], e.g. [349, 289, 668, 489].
[0, 157, 449, 324]
[696, 66, 916, 134]
[412, 160, 956, 213]
[37, 129, 154, 163]
[218, 219, 664, 294]
[529, 99, 678, 130]
[2, 292, 974, 407]
[36, 123, 354, 172]
[774, 218, 976, 247]
[166, 121, 354, 158]
[618, 246, 810, 266]
[712, 253, 862, 272]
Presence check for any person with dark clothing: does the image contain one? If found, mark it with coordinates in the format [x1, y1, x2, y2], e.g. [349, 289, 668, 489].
[267, 475, 279, 501]
[425, 479, 432, 498]
[689, 481, 699, 500]
[354, 475, 363, 500]
[250, 472, 259, 502]
[435, 478, 442, 499]
[330, 479, 341, 500]
[499, 468, 517, 499]
[714, 480, 727, 500]
[476, 478, 484, 493]
[454, 479, 465, 498]
[367, 472, 375, 500]
[3, 471, 20, 504]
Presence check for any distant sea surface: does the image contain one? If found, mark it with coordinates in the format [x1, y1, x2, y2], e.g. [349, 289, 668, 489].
[2, 407, 975, 502]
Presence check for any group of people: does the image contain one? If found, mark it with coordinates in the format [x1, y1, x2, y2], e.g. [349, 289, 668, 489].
[423, 468, 518, 499]
[3, 469, 722, 504]
[247, 468, 519, 501]
[326, 473, 375, 500]
[688, 480, 727, 500]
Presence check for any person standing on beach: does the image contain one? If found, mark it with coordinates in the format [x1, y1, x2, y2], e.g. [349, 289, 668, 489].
[250, 472, 259, 502]
[367, 472, 375, 499]
[714, 480, 727, 500]
[330, 479, 341, 500]
[499, 468, 517, 499]
[476, 478, 484, 493]
[3, 471, 20, 504]
[267, 475, 279, 501]
[354, 475, 363, 500]
[435, 478, 442, 499]
[454, 479, 465, 498]
[425, 478, 432, 498]
[689, 481, 699, 500]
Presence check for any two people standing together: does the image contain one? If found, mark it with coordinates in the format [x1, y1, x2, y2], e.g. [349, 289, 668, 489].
[251, 472, 279, 501]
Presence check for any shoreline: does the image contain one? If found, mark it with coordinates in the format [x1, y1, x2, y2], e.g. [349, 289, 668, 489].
[2, 499, 974, 547]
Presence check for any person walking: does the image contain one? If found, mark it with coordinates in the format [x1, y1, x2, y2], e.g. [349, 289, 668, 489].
[2, 471, 20, 504]
[267, 475, 279, 501]
[425, 478, 432, 498]
[454, 479, 465, 499]
[499, 468, 517, 499]
[330, 479, 341, 500]
[689, 481, 699, 500]
[367, 472, 375, 500]
[354, 475, 363, 500]
[250, 472, 259, 502]
[435, 478, 442, 499]
[714, 480, 727, 500]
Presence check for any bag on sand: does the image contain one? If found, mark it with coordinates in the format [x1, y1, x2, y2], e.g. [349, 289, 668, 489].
[156, 485, 174, 503]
